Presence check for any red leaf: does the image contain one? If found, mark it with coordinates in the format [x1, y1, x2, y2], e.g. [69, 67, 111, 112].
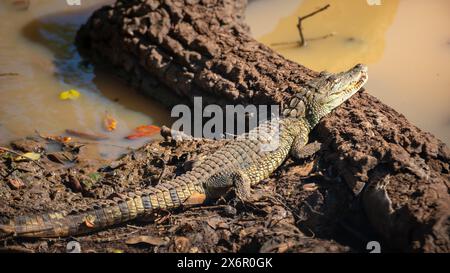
[125, 125, 160, 140]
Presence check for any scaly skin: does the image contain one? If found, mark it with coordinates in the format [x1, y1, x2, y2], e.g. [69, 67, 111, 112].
[0, 64, 368, 238]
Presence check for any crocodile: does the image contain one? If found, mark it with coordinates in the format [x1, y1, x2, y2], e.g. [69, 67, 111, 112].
[0, 64, 368, 238]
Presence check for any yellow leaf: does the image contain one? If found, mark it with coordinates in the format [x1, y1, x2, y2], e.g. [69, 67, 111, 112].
[59, 89, 80, 100]
[14, 152, 40, 161]
[103, 112, 117, 132]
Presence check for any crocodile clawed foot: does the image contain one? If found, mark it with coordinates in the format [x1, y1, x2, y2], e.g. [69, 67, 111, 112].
[236, 190, 257, 203]
[291, 140, 322, 161]
[238, 192, 264, 204]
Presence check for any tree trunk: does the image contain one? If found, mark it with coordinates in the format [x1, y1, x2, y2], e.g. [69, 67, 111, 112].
[75, 0, 449, 252]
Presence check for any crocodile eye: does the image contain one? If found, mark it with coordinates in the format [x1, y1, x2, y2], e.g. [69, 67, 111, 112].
[327, 75, 337, 83]
[319, 71, 332, 77]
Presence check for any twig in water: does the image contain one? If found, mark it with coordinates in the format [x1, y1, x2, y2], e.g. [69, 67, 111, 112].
[0, 72, 19, 77]
[270, 4, 332, 48]
[297, 4, 330, 47]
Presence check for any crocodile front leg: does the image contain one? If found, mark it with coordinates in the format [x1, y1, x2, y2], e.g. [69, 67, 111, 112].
[231, 171, 253, 202]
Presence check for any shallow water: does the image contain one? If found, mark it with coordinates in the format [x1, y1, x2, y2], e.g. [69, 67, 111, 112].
[0, 0, 448, 161]
[0, 0, 171, 160]
[247, 0, 450, 145]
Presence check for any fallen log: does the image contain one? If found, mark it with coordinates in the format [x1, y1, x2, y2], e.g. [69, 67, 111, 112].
[74, 0, 449, 252]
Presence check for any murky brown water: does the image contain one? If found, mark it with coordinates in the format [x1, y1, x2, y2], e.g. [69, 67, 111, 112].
[0, 0, 449, 161]
[247, 0, 450, 145]
[0, 0, 171, 160]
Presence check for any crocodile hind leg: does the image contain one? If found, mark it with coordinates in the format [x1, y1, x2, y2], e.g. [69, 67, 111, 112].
[204, 170, 252, 201]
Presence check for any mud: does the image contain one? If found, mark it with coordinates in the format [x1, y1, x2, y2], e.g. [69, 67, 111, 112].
[318, 91, 450, 252]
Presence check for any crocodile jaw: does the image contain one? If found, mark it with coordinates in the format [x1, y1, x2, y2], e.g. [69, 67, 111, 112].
[322, 64, 368, 112]
[307, 64, 368, 127]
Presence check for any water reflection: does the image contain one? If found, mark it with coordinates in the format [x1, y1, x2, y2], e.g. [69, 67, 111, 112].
[0, 1, 172, 160]
[256, 0, 400, 72]
[247, 0, 449, 145]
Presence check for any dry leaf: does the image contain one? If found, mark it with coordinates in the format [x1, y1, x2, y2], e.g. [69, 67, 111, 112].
[59, 89, 80, 100]
[125, 125, 160, 140]
[8, 178, 25, 189]
[84, 215, 96, 228]
[174, 236, 191, 252]
[48, 136, 71, 143]
[47, 153, 65, 164]
[125, 236, 168, 246]
[183, 192, 206, 206]
[66, 129, 109, 141]
[103, 112, 117, 132]
[68, 175, 82, 192]
[37, 132, 72, 143]
[135, 125, 160, 133]
[206, 217, 225, 230]
[14, 152, 40, 161]
[154, 213, 171, 225]
[302, 183, 318, 191]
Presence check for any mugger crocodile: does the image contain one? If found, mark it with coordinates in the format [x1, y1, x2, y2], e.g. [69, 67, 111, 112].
[0, 64, 368, 238]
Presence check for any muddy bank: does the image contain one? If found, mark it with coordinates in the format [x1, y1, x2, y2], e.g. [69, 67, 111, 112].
[0, 132, 361, 252]
[0, 0, 448, 252]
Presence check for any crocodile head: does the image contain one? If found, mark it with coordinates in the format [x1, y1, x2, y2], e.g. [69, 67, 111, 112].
[305, 64, 368, 128]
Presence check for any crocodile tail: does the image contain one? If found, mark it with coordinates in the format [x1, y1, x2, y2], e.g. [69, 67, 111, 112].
[0, 192, 157, 238]
[0, 179, 198, 238]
